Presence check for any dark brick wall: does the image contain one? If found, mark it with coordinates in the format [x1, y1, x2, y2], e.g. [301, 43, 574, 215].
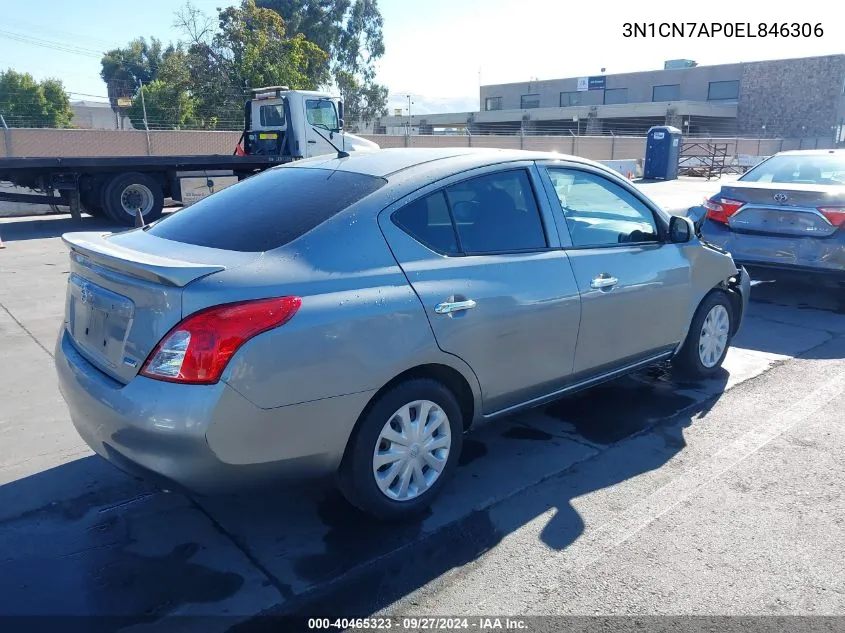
[737, 55, 845, 137]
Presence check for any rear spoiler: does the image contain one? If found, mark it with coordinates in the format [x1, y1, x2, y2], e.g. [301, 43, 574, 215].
[62, 232, 225, 287]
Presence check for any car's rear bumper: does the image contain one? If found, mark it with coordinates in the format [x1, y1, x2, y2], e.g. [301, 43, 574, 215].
[55, 328, 373, 495]
[701, 220, 845, 280]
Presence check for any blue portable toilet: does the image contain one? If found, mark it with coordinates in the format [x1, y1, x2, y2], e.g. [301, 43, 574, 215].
[643, 125, 683, 180]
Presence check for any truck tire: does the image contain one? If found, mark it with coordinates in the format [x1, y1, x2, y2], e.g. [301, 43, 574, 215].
[80, 187, 105, 217]
[103, 172, 164, 226]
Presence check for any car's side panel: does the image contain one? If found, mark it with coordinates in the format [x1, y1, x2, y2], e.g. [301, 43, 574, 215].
[182, 213, 483, 415]
[377, 162, 583, 414]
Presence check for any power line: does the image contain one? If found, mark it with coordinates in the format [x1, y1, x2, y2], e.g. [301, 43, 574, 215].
[0, 29, 104, 58]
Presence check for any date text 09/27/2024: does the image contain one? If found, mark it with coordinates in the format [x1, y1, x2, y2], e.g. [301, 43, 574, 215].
[307, 617, 529, 630]
[622, 22, 824, 38]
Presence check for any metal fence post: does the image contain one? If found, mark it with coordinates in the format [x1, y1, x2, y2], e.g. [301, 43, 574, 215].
[610, 131, 616, 159]
[0, 114, 12, 157]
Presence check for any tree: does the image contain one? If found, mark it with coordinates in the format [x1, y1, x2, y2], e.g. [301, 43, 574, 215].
[0, 70, 74, 128]
[173, 0, 330, 129]
[127, 49, 197, 129]
[100, 37, 174, 124]
[256, 0, 388, 126]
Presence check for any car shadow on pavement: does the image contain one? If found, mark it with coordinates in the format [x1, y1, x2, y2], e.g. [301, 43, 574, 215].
[227, 369, 729, 628]
[0, 366, 730, 628]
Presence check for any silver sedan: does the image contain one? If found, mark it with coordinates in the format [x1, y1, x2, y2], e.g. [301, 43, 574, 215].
[699, 149, 845, 287]
[55, 148, 749, 519]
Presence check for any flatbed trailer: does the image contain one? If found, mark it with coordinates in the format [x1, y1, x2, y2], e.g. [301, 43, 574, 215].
[0, 154, 289, 226]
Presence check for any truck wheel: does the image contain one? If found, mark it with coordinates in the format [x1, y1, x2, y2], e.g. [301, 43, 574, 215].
[80, 187, 105, 217]
[103, 172, 164, 226]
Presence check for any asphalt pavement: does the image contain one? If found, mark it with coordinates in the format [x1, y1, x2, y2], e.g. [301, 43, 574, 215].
[1, 186, 844, 632]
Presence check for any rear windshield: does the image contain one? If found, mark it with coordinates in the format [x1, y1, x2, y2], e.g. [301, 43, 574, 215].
[148, 167, 386, 252]
[740, 154, 845, 185]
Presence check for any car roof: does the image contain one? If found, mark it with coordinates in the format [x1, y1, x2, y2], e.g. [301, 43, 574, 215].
[773, 149, 845, 157]
[286, 147, 601, 178]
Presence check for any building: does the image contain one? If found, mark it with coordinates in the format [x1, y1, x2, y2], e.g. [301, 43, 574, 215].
[375, 55, 845, 140]
[71, 100, 133, 130]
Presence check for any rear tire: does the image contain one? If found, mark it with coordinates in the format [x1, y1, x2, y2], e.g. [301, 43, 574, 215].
[338, 379, 464, 520]
[103, 172, 164, 226]
[673, 290, 734, 380]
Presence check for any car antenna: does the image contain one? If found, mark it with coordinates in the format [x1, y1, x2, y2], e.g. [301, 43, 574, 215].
[311, 125, 349, 159]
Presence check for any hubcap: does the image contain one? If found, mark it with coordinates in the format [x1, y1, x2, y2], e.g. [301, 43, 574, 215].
[698, 304, 730, 368]
[120, 184, 154, 216]
[372, 399, 451, 502]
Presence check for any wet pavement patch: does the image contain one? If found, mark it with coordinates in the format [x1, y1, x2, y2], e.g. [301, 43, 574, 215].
[458, 439, 487, 466]
[544, 369, 699, 445]
[502, 426, 554, 441]
[292, 492, 430, 584]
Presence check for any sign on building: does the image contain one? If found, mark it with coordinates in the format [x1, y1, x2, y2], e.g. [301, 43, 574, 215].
[577, 76, 606, 91]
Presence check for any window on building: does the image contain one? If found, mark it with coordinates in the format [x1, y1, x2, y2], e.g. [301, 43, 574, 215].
[652, 84, 680, 102]
[560, 91, 582, 107]
[484, 96, 502, 111]
[520, 94, 540, 109]
[603, 88, 628, 105]
[707, 80, 740, 101]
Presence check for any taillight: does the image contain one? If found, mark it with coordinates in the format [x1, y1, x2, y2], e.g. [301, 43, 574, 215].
[818, 207, 845, 227]
[704, 196, 745, 224]
[141, 296, 301, 384]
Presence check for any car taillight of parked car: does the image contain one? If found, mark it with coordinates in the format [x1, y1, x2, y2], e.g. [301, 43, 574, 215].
[141, 296, 302, 384]
[818, 207, 845, 227]
[704, 196, 745, 224]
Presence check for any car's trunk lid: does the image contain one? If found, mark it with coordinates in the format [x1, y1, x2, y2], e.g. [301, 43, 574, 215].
[62, 229, 258, 383]
[722, 182, 845, 237]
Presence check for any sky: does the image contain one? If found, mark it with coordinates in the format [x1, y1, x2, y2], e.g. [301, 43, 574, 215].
[0, 0, 842, 116]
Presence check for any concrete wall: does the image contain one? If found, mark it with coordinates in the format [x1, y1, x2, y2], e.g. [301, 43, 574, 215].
[1, 128, 831, 165]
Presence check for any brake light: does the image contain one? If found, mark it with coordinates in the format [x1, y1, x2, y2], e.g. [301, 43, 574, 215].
[141, 297, 301, 384]
[704, 196, 745, 224]
[818, 207, 845, 227]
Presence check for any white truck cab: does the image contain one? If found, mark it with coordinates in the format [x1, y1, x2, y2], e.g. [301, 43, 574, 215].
[243, 86, 379, 159]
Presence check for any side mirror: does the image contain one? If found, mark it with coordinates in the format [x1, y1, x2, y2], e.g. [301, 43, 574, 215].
[669, 215, 694, 243]
[686, 204, 707, 235]
[336, 101, 344, 126]
[337, 117, 345, 131]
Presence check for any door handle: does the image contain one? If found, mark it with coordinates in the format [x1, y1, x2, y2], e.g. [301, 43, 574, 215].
[434, 299, 477, 314]
[590, 274, 618, 289]
[307, 140, 317, 144]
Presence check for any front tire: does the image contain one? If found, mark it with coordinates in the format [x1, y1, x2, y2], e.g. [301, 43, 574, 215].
[673, 290, 734, 379]
[339, 379, 464, 520]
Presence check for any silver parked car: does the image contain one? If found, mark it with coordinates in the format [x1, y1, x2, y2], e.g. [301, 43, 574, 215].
[699, 149, 845, 286]
[55, 148, 749, 519]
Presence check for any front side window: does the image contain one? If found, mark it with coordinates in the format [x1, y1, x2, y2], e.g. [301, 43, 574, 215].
[306, 99, 339, 130]
[546, 169, 660, 247]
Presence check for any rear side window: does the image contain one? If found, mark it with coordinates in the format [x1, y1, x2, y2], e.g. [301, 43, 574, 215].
[148, 168, 386, 252]
[392, 191, 460, 255]
[445, 170, 547, 254]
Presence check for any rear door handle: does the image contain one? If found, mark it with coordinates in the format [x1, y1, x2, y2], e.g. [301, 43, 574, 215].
[590, 274, 618, 289]
[307, 140, 317, 144]
[434, 299, 477, 314]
